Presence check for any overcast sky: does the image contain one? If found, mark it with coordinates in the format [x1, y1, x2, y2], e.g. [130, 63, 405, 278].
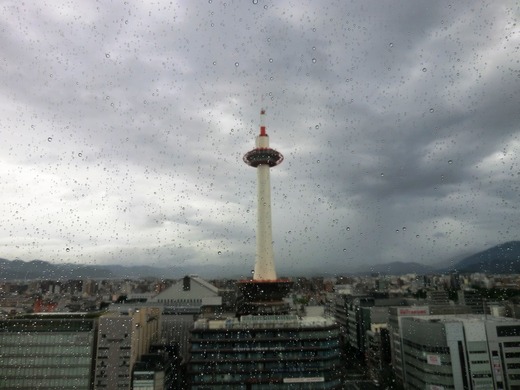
[1, 0, 519, 275]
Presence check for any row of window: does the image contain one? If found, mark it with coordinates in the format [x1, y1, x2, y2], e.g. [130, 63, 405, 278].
[0, 334, 91, 345]
[405, 371, 456, 389]
[1, 356, 91, 366]
[190, 360, 338, 373]
[190, 348, 340, 362]
[0, 378, 90, 389]
[402, 338, 450, 354]
[192, 372, 339, 385]
[191, 380, 342, 390]
[157, 298, 202, 304]
[192, 339, 338, 351]
[0, 345, 91, 355]
[3, 367, 91, 377]
[192, 330, 337, 341]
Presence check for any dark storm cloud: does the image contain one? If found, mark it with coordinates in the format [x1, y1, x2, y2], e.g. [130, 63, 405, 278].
[0, 0, 518, 272]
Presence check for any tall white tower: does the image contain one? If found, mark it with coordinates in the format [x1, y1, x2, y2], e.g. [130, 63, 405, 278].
[238, 108, 292, 315]
[243, 109, 284, 280]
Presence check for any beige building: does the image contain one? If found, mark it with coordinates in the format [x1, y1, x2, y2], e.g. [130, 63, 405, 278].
[94, 307, 161, 389]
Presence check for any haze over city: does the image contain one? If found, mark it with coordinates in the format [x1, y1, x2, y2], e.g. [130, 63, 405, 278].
[1, 1, 519, 274]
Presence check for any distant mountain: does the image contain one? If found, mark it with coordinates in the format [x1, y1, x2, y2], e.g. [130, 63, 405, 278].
[449, 241, 520, 274]
[0, 258, 115, 280]
[353, 261, 436, 276]
[1, 241, 519, 280]
[0, 258, 246, 281]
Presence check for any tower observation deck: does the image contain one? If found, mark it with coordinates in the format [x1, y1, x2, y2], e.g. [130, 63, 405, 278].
[237, 109, 292, 315]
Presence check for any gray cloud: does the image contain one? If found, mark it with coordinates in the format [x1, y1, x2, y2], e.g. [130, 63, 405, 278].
[0, 0, 519, 274]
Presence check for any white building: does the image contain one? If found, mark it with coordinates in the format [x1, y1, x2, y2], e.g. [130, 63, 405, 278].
[399, 314, 520, 390]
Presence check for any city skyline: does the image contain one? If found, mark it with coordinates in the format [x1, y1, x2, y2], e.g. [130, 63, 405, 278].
[1, 1, 519, 273]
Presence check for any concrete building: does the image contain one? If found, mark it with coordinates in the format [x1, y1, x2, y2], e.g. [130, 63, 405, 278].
[458, 289, 486, 314]
[426, 290, 450, 306]
[149, 275, 222, 360]
[94, 307, 161, 389]
[388, 306, 431, 387]
[0, 313, 99, 389]
[365, 324, 391, 386]
[188, 315, 341, 389]
[400, 315, 520, 390]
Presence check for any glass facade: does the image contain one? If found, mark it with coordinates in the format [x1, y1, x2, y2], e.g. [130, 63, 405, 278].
[188, 318, 341, 389]
[0, 317, 97, 390]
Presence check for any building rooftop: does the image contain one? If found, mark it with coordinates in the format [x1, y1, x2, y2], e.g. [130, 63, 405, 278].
[193, 314, 336, 330]
[408, 314, 520, 324]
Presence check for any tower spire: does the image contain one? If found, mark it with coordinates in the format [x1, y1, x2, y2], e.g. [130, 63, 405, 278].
[260, 108, 266, 136]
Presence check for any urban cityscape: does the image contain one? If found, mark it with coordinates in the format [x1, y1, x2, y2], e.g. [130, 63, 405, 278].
[2, 1, 520, 389]
[2, 253, 520, 389]
[2, 111, 520, 389]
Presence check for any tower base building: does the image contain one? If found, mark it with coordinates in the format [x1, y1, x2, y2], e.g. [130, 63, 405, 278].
[188, 315, 341, 389]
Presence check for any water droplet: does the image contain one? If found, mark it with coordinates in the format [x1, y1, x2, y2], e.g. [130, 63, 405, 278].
[317, 160, 320, 163]
[47, 137, 52, 142]
[416, 235, 420, 238]
[448, 160, 453, 164]
[217, 251, 222, 255]
[389, 43, 394, 47]
[66, 248, 70, 252]
[380, 173, 384, 177]
[343, 248, 347, 252]
[234, 62, 239, 67]
[315, 124, 319, 129]
[312, 58, 317, 63]
[78, 152, 82, 157]
[105, 53, 110, 58]
[422, 67, 427, 72]
[346, 227, 350, 231]
[402, 227, 406, 231]
[252, 0, 258, 4]
[212, 61, 216, 65]
[396, 229, 400, 233]
[429, 108, 434, 113]
[269, 58, 273, 63]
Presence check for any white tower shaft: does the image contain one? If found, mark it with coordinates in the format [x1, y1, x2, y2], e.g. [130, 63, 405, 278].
[254, 162, 277, 280]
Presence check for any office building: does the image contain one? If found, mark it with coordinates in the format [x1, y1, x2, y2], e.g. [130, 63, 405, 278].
[94, 307, 161, 389]
[400, 315, 520, 390]
[0, 313, 99, 389]
[150, 275, 222, 359]
[388, 306, 431, 387]
[189, 315, 341, 389]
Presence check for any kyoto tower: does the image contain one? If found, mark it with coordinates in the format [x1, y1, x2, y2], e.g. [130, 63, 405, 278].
[237, 109, 293, 315]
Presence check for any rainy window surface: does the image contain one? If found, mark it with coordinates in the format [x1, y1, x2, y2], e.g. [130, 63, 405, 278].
[1, 0, 519, 389]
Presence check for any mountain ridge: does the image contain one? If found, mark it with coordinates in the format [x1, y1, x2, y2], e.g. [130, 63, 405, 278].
[1, 241, 519, 280]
